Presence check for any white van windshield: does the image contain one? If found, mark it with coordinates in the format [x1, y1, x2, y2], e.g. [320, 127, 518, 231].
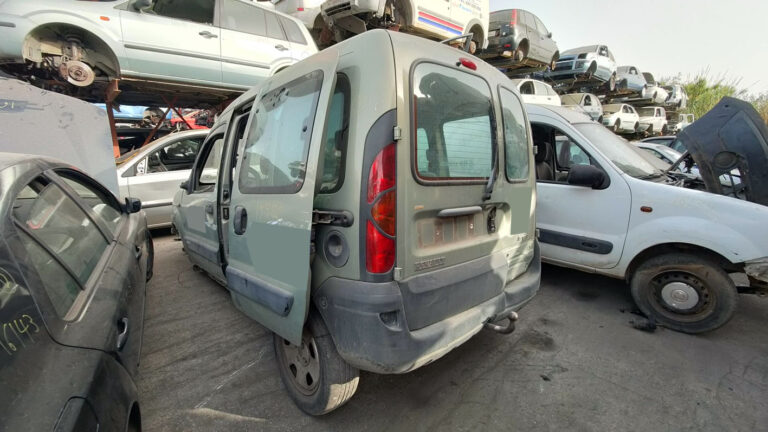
[575, 123, 664, 179]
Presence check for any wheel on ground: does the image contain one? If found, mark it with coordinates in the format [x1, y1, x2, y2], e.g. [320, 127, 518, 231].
[274, 312, 359, 415]
[630, 253, 738, 333]
[634, 122, 640, 133]
[661, 124, 669, 135]
[612, 119, 621, 133]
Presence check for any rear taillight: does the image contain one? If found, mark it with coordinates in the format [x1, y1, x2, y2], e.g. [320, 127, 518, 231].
[510, 9, 517, 26]
[366, 143, 396, 273]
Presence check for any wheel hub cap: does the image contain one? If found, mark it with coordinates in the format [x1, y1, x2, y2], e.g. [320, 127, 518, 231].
[661, 281, 699, 310]
[279, 333, 320, 396]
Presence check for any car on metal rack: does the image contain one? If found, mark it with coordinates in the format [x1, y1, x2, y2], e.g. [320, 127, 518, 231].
[663, 84, 688, 109]
[544, 45, 618, 92]
[173, 29, 540, 415]
[615, 65, 647, 95]
[559, 92, 603, 122]
[511, 78, 561, 106]
[601, 103, 639, 134]
[0, 153, 152, 432]
[0, 0, 316, 93]
[641, 72, 669, 104]
[479, 9, 558, 72]
[637, 106, 668, 136]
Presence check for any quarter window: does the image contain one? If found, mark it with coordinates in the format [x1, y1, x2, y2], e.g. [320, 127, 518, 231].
[239, 70, 323, 194]
[197, 135, 225, 191]
[220, 0, 267, 36]
[499, 87, 529, 180]
[318, 75, 350, 194]
[413, 62, 494, 181]
[265, 11, 286, 40]
[280, 16, 307, 44]
[18, 234, 81, 318]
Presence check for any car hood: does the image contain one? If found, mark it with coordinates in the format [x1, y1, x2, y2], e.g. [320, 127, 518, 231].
[676, 97, 768, 206]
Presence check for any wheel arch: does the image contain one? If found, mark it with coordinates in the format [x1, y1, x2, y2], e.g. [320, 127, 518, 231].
[624, 242, 738, 282]
[25, 22, 121, 77]
[466, 21, 485, 48]
[518, 38, 530, 55]
[126, 402, 141, 432]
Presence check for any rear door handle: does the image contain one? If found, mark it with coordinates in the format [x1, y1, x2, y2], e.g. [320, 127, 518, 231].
[199, 30, 218, 38]
[437, 206, 483, 218]
[116, 318, 129, 351]
[233, 206, 248, 235]
[275, 44, 289, 51]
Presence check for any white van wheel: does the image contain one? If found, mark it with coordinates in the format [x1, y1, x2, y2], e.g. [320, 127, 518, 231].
[274, 313, 359, 415]
[630, 253, 738, 334]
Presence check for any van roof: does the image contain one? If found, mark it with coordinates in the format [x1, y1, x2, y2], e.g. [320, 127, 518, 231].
[526, 103, 594, 125]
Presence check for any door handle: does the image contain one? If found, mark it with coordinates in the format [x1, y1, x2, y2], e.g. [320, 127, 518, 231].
[233, 206, 248, 235]
[199, 30, 218, 39]
[275, 44, 289, 51]
[116, 318, 129, 351]
[205, 203, 214, 215]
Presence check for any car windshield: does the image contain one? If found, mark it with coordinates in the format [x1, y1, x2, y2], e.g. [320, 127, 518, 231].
[575, 123, 663, 178]
[602, 104, 620, 113]
[638, 108, 656, 117]
[559, 94, 581, 105]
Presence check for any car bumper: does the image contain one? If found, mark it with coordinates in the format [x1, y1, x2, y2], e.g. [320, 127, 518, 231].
[321, 0, 379, 18]
[313, 242, 541, 374]
[745, 257, 768, 283]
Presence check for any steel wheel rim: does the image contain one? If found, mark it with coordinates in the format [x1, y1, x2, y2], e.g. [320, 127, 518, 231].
[649, 271, 715, 321]
[278, 331, 321, 396]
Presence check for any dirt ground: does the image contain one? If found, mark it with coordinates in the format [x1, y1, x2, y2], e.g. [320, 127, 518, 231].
[138, 231, 768, 432]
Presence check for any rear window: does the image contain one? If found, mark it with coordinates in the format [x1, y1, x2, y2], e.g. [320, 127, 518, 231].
[412, 63, 494, 182]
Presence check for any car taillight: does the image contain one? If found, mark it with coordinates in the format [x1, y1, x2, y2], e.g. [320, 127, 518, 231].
[366, 143, 396, 273]
[510, 9, 517, 26]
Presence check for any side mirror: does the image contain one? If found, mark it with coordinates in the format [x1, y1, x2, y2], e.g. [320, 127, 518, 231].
[124, 197, 142, 214]
[129, 0, 152, 11]
[180, 180, 189, 191]
[567, 165, 608, 189]
[547, 32, 552, 38]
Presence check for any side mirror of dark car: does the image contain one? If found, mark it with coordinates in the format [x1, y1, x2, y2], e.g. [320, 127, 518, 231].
[547, 32, 552, 38]
[180, 180, 189, 191]
[129, 0, 153, 11]
[124, 197, 142, 214]
[566, 165, 609, 189]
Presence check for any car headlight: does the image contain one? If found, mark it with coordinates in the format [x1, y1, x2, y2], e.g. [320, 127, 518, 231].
[575, 61, 586, 69]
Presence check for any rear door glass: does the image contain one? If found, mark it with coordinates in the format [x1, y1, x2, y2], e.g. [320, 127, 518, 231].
[413, 62, 494, 181]
[499, 87, 529, 180]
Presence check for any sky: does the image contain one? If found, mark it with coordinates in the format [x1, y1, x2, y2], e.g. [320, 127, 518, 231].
[489, 0, 768, 95]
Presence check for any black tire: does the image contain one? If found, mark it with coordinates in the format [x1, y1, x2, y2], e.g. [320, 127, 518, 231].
[514, 48, 525, 62]
[630, 253, 738, 334]
[598, 115, 603, 123]
[647, 125, 654, 137]
[607, 73, 616, 91]
[661, 124, 669, 135]
[274, 312, 359, 415]
[612, 119, 621, 133]
[634, 122, 640, 133]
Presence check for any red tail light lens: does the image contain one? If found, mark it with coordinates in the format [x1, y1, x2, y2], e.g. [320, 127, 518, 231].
[367, 143, 396, 203]
[366, 143, 396, 273]
[510, 9, 517, 26]
[366, 221, 395, 273]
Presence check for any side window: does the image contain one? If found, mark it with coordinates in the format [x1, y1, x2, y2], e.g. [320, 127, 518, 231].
[146, 138, 203, 173]
[533, 81, 549, 96]
[554, 132, 597, 175]
[499, 87, 529, 180]
[151, 0, 214, 24]
[265, 11, 287, 40]
[584, 95, 592, 106]
[239, 70, 323, 193]
[220, 0, 267, 36]
[519, 81, 534, 95]
[279, 16, 307, 44]
[56, 170, 123, 236]
[598, 46, 608, 57]
[318, 75, 350, 194]
[13, 179, 110, 317]
[413, 62, 494, 181]
[196, 135, 225, 191]
[534, 16, 548, 35]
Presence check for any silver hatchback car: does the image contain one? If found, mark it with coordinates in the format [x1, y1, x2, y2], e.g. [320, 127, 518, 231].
[0, 0, 316, 92]
[117, 129, 209, 228]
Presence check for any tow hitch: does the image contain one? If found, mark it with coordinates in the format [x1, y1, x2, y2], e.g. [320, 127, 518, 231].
[484, 311, 519, 334]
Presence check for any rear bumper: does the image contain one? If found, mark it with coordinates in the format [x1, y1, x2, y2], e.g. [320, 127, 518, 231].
[313, 241, 541, 374]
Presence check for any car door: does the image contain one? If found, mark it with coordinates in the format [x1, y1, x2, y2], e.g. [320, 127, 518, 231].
[531, 118, 631, 269]
[596, 46, 610, 79]
[10, 168, 146, 375]
[125, 134, 205, 228]
[178, 129, 227, 280]
[219, 0, 293, 87]
[534, 81, 556, 105]
[119, 0, 222, 84]
[278, 15, 315, 62]
[225, 49, 338, 345]
[532, 15, 551, 63]
[582, 94, 594, 118]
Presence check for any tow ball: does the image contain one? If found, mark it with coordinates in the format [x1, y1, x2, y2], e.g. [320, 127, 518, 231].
[484, 311, 519, 334]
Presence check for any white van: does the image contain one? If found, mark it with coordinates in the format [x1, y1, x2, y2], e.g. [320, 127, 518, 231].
[320, 0, 488, 52]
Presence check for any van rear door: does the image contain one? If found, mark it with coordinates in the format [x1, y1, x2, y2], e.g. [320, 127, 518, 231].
[393, 50, 535, 331]
[225, 49, 339, 345]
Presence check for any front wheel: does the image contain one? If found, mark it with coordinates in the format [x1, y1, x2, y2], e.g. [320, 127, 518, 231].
[630, 253, 738, 334]
[274, 312, 359, 415]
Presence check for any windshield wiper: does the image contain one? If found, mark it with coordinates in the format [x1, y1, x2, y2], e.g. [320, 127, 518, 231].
[638, 172, 665, 180]
[482, 112, 498, 201]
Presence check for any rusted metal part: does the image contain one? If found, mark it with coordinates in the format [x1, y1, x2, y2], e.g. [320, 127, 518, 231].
[105, 79, 121, 157]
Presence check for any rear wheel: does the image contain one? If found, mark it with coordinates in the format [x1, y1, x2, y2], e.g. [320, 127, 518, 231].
[630, 253, 738, 333]
[647, 125, 654, 137]
[274, 312, 359, 415]
[612, 119, 621, 133]
[606, 73, 616, 92]
[661, 124, 669, 135]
